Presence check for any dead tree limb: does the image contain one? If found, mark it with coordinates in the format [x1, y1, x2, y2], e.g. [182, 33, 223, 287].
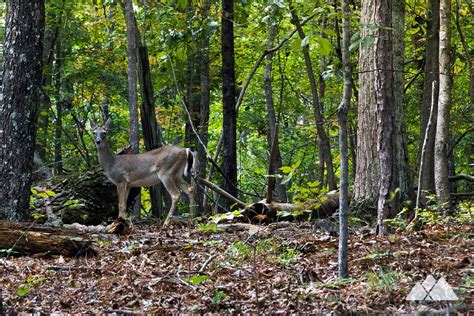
[196, 178, 247, 209]
[0, 220, 97, 257]
[449, 174, 474, 182]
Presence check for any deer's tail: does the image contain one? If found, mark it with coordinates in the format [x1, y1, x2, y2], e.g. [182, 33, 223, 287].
[184, 148, 197, 178]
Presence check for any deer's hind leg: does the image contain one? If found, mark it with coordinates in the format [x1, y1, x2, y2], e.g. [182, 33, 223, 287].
[177, 178, 196, 216]
[161, 175, 181, 227]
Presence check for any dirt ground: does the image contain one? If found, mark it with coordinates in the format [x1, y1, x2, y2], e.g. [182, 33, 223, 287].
[0, 221, 472, 314]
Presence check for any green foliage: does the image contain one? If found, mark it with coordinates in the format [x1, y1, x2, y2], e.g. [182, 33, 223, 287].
[197, 222, 222, 234]
[225, 241, 251, 266]
[16, 277, 47, 297]
[365, 268, 399, 292]
[186, 274, 209, 285]
[213, 290, 227, 304]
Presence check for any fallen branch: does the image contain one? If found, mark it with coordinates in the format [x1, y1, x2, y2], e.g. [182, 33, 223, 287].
[0, 220, 97, 257]
[196, 177, 247, 209]
[449, 174, 474, 182]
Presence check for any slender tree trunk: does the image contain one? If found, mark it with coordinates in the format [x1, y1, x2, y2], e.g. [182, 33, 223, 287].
[289, 6, 336, 190]
[54, 41, 63, 175]
[124, 0, 140, 154]
[434, 0, 452, 203]
[0, 0, 45, 220]
[419, 0, 440, 198]
[338, 0, 351, 279]
[123, 0, 141, 218]
[221, 0, 238, 206]
[198, 0, 211, 213]
[264, 15, 287, 203]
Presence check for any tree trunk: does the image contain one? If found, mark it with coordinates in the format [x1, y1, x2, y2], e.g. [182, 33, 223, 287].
[264, 15, 287, 203]
[123, 0, 141, 218]
[354, 0, 381, 206]
[54, 40, 63, 175]
[419, 0, 440, 198]
[0, 0, 45, 221]
[198, 0, 211, 213]
[434, 0, 452, 203]
[338, 0, 352, 279]
[124, 0, 140, 155]
[356, 0, 396, 235]
[221, 0, 238, 207]
[289, 6, 336, 190]
[392, 0, 412, 205]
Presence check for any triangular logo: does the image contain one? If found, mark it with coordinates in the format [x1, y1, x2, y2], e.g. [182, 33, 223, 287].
[429, 277, 458, 301]
[406, 275, 458, 302]
[406, 282, 428, 301]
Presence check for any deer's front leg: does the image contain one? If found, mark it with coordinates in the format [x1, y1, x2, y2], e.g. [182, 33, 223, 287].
[117, 183, 129, 219]
[162, 177, 181, 227]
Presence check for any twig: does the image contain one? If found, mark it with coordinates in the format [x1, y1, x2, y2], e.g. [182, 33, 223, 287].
[199, 254, 218, 273]
[176, 270, 196, 290]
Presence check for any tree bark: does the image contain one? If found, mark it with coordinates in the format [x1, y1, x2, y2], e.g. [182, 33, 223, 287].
[53, 40, 63, 175]
[0, 0, 45, 221]
[354, 0, 381, 206]
[123, 0, 141, 218]
[221, 0, 238, 207]
[338, 0, 351, 279]
[124, 0, 140, 155]
[419, 0, 440, 197]
[264, 15, 287, 203]
[198, 0, 211, 213]
[0, 220, 96, 257]
[374, 0, 395, 235]
[392, 0, 412, 206]
[434, 0, 452, 203]
[289, 6, 336, 190]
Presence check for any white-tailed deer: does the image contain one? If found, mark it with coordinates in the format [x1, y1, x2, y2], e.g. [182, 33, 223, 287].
[91, 118, 196, 226]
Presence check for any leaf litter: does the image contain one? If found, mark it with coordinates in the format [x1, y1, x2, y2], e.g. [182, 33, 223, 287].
[0, 221, 472, 313]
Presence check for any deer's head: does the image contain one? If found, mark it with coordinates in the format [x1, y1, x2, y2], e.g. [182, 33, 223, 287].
[90, 118, 111, 147]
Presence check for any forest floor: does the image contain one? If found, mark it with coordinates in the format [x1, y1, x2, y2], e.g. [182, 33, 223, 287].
[0, 220, 472, 314]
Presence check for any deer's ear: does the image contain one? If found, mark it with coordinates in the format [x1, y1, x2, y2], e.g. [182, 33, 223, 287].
[104, 118, 112, 130]
[89, 120, 97, 130]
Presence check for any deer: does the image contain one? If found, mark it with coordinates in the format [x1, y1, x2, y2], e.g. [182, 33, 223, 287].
[90, 118, 196, 227]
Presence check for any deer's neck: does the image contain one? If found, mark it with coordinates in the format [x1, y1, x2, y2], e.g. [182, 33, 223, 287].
[97, 141, 115, 172]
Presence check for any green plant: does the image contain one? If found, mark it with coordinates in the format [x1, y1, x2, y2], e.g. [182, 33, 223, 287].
[365, 268, 399, 292]
[16, 277, 46, 297]
[197, 222, 222, 234]
[225, 241, 251, 266]
[208, 210, 243, 224]
[275, 247, 299, 266]
[186, 274, 209, 285]
[213, 290, 227, 304]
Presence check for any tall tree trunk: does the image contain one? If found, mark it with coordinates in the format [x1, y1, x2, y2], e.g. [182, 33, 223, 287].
[264, 16, 287, 203]
[0, 0, 45, 220]
[354, 1, 380, 205]
[54, 40, 63, 175]
[434, 0, 452, 203]
[392, 0, 412, 205]
[289, 5, 336, 191]
[221, 0, 238, 206]
[123, 0, 141, 218]
[338, 0, 352, 279]
[124, 0, 140, 155]
[356, 0, 396, 235]
[198, 0, 211, 213]
[419, 0, 440, 198]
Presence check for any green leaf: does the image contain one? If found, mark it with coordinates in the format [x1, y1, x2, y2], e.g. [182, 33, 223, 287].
[315, 36, 332, 56]
[16, 285, 30, 296]
[213, 290, 227, 304]
[187, 274, 209, 285]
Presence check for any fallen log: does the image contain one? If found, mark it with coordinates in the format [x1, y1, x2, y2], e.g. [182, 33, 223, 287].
[0, 220, 97, 257]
